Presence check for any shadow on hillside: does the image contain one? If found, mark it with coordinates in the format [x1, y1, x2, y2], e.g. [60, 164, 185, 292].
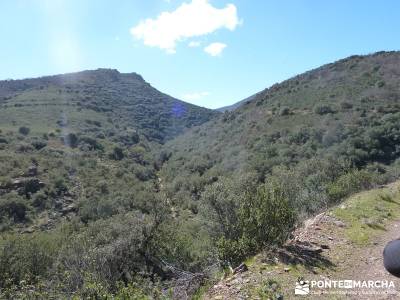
[275, 241, 336, 273]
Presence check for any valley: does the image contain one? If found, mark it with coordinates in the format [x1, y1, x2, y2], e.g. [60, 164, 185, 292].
[1, 51, 400, 299]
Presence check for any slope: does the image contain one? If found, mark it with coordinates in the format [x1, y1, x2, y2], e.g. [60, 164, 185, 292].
[216, 93, 259, 112]
[0, 68, 218, 143]
[0, 69, 219, 298]
[160, 51, 400, 215]
[205, 181, 400, 300]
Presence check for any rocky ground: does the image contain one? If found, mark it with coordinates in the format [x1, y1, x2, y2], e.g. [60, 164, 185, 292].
[0, 164, 78, 233]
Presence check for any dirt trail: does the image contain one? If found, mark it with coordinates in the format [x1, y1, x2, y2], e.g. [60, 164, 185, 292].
[341, 218, 400, 299]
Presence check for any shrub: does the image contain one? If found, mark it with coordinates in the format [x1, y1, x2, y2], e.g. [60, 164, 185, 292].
[242, 182, 295, 244]
[327, 169, 377, 202]
[16, 143, 34, 153]
[340, 101, 353, 110]
[0, 192, 29, 223]
[64, 133, 79, 148]
[18, 126, 30, 135]
[206, 177, 295, 266]
[314, 104, 334, 115]
[110, 146, 124, 160]
[279, 107, 290, 116]
[0, 232, 62, 289]
[31, 140, 47, 150]
[79, 136, 103, 151]
[32, 191, 49, 210]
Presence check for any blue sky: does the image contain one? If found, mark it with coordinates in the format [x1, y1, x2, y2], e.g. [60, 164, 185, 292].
[1, 0, 400, 109]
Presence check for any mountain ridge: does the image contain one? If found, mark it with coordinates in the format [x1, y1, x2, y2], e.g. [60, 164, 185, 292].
[0, 68, 219, 143]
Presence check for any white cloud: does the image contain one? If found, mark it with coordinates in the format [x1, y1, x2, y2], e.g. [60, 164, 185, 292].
[130, 0, 239, 53]
[181, 91, 210, 101]
[204, 42, 226, 56]
[188, 41, 201, 47]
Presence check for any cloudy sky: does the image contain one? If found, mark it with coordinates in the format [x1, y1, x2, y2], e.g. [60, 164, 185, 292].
[1, 0, 400, 108]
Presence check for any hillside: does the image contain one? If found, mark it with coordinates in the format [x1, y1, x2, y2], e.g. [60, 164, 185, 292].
[0, 70, 219, 298]
[156, 51, 400, 297]
[0, 68, 217, 143]
[216, 93, 259, 112]
[160, 51, 400, 212]
[1, 52, 400, 299]
[205, 181, 400, 299]
[0, 68, 218, 228]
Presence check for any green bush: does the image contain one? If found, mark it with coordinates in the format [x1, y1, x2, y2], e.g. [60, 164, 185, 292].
[205, 177, 295, 266]
[0, 232, 63, 289]
[327, 169, 377, 202]
[0, 192, 29, 223]
[239, 181, 295, 247]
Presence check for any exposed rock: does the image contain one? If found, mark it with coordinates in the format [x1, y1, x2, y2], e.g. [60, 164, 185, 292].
[333, 220, 346, 228]
[233, 263, 248, 274]
[320, 244, 330, 250]
[61, 203, 77, 214]
[20, 227, 35, 234]
[12, 178, 44, 195]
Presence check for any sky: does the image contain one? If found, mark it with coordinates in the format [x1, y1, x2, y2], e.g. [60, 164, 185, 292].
[1, 0, 400, 109]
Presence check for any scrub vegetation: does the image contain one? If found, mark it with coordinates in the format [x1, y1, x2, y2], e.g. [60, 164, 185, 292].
[1, 52, 400, 298]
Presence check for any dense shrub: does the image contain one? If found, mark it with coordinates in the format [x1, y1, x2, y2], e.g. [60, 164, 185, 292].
[0, 192, 29, 223]
[0, 232, 62, 289]
[18, 126, 30, 135]
[204, 176, 295, 266]
[327, 169, 379, 202]
[31, 139, 47, 150]
[110, 146, 124, 160]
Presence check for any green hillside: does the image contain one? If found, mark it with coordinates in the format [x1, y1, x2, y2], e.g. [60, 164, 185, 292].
[161, 51, 400, 209]
[0, 69, 217, 143]
[1, 52, 400, 299]
[0, 69, 218, 298]
[157, 51, 400, 284]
